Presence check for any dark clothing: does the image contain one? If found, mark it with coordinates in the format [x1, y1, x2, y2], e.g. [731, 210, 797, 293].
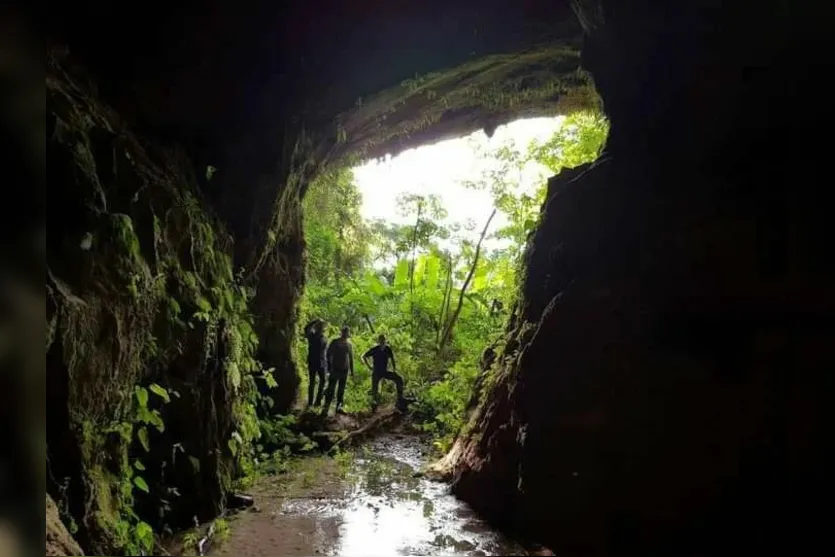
[327, 338, 354, 373]
[363, 344, 404, 408]
[304, 322, 328, 406]
[322, 337, 353, 414]
[371, 370, 404, 407]
[307, 366, 325, 407]
[322, 368, 349, 413]
[305, 328, 328, 369]
[363, 345, 395, 375]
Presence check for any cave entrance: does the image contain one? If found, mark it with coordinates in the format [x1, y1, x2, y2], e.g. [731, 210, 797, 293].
[296, 113, 608, 438]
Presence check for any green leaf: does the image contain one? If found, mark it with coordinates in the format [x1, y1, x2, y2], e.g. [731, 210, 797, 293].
[137, 427, 150, 452]
[414, 255, 427, 284]
[149, 410, 165, 433]
[262, 369, 278, 389]
[134, 386, 149, 409]
[133, 476, 149, 493]
[133, 460, 145, 471]
[393, 259, 409, 287]
[196, 297, 212, 313]
[471, 265, 489, 292]
[148, 383, 170, 403]
[228, 438, 238, 456]
[188, 456, 201, 473]
[425, 254, 441, 289]
[136, 521, 154, 545]
[364, 273, 387, 296]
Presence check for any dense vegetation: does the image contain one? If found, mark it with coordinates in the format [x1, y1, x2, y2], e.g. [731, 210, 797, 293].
[297, 112, 609, 451]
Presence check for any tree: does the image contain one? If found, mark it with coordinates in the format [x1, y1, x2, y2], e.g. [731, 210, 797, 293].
[303, 167, 370, 285]
[529, 111, 610, 174]
[438, 208, 497, 354]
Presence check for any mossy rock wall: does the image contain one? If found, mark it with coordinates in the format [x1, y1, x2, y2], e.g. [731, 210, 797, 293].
[46, 61, 266, 555]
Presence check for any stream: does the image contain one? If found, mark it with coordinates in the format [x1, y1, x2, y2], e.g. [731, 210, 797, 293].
[210, 434, 528, 556]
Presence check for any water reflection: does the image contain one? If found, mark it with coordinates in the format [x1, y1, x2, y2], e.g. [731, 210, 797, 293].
[334, 437, 525, 556]
[275, 436, 525, 556]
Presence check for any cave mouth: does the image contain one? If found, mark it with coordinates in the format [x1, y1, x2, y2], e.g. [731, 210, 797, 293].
[41, 0, 834, 554]
[295, 112, 608, 432]
[44, 22, 613, 556]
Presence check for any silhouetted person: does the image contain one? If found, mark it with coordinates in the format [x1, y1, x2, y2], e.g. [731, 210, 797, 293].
[303, 318, 328, 407]
[321, 326, 354, 416]
[362, 334, 405, 411]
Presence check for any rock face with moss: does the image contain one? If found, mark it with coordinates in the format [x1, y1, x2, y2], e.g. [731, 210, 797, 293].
[46, 60, 268, 555]
[442, 2, 833, 555]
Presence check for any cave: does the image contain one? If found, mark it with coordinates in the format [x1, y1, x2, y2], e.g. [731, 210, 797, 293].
[42, 0, 832, 555]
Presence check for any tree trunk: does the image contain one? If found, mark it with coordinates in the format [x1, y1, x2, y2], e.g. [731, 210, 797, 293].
[409, 200, 422, 297]
[436, 253, 454, 346]
[438, 208, 497, 353]
[364, 314, 376, 334]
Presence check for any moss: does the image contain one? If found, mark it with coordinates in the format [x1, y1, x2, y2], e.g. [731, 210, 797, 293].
[48, 65, 275, 555]
[111, 214, 141, 262]
[330, 45, 600, 164]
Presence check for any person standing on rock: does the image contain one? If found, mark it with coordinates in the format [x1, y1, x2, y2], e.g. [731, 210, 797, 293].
[321, 326, 354, 416]
[303, 318, 328, 408]
[363, 334, 406, 412]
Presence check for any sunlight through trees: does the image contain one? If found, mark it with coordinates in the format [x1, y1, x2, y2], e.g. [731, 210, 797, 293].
[299, 113, 609, 451]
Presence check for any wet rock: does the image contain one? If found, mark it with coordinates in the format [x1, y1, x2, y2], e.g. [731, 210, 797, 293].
[452, 539, 476, 551]
[46, 495, 83, 556]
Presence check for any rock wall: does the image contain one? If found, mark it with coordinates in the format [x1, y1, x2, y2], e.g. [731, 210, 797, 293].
[445, 1, 834, 554]
[46, 57, 269, 554]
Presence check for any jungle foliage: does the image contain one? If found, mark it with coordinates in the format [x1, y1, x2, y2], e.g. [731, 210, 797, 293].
[298, 112, 609, 451]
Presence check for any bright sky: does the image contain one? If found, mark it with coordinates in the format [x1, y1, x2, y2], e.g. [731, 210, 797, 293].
[352, 117, 564, 253]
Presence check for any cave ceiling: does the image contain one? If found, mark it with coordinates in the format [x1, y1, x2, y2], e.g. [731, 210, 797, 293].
[48, 0, 584, 172]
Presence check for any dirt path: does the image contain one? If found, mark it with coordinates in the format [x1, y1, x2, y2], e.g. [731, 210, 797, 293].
[205, 434, 530, 556]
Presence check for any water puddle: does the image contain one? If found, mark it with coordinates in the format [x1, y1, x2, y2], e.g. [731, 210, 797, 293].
[211, 434, 527, 556]
[325, 436, 524, 556]
[210, 435, 526, 557]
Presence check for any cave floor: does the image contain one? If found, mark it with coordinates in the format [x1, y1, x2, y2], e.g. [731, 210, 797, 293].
[207, 434, 529, 556]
